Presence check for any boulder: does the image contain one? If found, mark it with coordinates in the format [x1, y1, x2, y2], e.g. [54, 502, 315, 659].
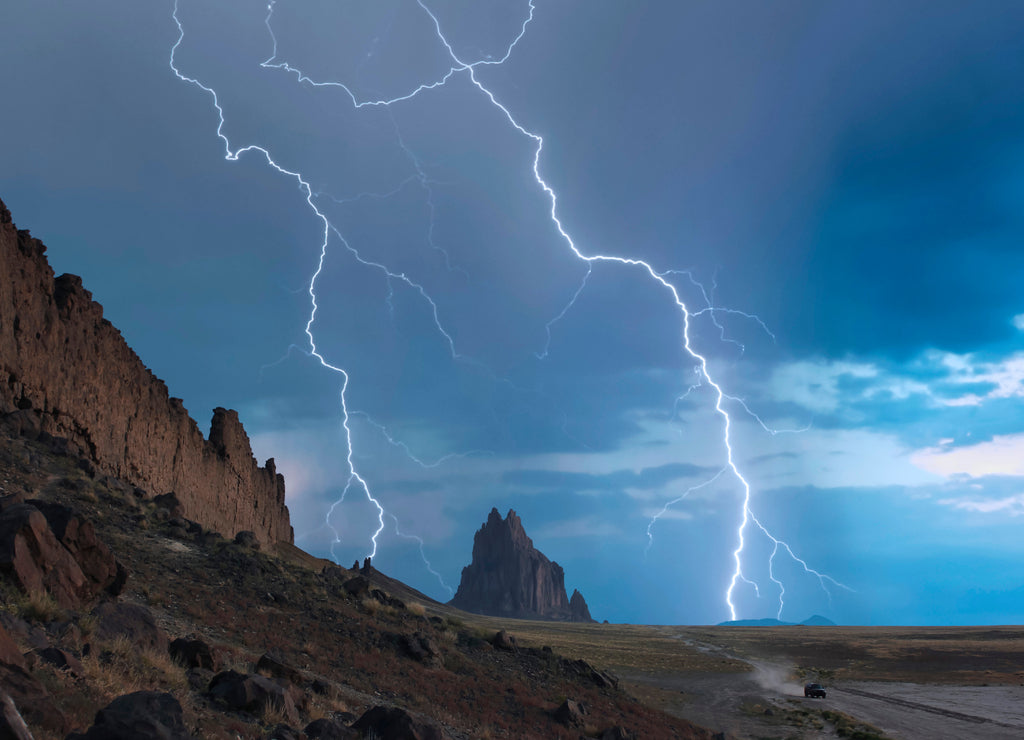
[169, 637, 217, 670]
[0, 503, 91, 608]
[29, 646, 84, 677]
[91, 601, 168, 652]
[552, 700, 585, 728]
[553, 699, 587, 728]
[32, 501, 121, 596]
[305, 716, 357, 739]
[563, 658, 618, 689]
[399, 632, 441, 668]
[351, 705, 445, 740]
[208, 670, 299, 725]
[490, 630, 518, 652]
[265, 724, 302, 740]
[67, 691, 194, 739]
[185, 667, 214, 692]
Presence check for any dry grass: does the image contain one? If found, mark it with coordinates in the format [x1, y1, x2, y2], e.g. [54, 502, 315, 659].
[360, 597, 380, 615]
[16, 589, 66, 623]
[406, 602, 426, 617]
[305, 692, 349, 722]
[82, 635, 189, 702]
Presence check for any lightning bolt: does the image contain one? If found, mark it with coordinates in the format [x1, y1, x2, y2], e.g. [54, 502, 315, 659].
[388, 514, 454, 598]
[410, 1, 848, 621]
[171, 0, 847, 620]
[170, 1, 389, 561]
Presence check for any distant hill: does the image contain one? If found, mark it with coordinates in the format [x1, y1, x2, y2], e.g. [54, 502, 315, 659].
[718, 614, 837, 627]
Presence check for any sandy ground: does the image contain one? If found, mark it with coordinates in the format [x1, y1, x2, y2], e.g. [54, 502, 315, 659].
[619, 647, 1024, 739]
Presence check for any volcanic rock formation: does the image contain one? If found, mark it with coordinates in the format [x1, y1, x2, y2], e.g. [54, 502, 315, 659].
[450, 508, 595, 622]
[0, 198, 292, 546]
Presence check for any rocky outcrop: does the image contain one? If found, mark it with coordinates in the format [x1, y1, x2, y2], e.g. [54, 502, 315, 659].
[449, 508, 595, 621]
[0, 503, 92, 608]
[569, 588, 596, 623]
[0, 198, 291, 546]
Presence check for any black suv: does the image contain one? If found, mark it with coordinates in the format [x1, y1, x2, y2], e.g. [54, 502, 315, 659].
[804, 683, 827, 698]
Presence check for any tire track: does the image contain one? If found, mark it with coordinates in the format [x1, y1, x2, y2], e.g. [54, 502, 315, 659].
[837, 685, 1020, 730]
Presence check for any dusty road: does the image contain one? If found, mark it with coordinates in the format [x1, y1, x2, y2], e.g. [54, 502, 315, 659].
[620, 648, 1024, 739]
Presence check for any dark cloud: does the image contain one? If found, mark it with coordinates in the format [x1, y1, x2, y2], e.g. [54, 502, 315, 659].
[503, 462, 717, 494]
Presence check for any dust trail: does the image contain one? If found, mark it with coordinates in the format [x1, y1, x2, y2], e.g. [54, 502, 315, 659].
[750, 660, 803, 697]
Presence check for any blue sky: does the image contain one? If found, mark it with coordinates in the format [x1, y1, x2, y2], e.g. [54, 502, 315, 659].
[3, 0, 1024, 625]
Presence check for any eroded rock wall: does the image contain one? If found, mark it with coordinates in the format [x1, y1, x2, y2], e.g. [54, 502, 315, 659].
[0, 198, 292, 545]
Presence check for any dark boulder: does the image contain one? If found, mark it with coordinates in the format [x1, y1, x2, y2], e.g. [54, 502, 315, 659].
[305, 716, 357, 739]
[91, 601, 168, 652]
[169, 637, 218, 670]
[265, 724, 303, 740]
[67, 691, 194, 739]
[208, 670, 299, 725]
[490, 630, 518, 652]
[563, 657, 618, 689]
[399, 632, 441, 667]
[29, 646, 84, 677]
[351, 705, 445, 740]
[553, 699, 587, 727]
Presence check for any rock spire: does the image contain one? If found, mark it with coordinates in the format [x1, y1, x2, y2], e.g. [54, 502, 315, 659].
[449, 508, 595, 622]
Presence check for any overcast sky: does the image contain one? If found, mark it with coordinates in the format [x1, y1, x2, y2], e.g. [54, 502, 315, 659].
[3, 0, 1024, 625]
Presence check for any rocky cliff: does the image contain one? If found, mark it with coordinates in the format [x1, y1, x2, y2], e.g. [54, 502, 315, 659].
[0, 197, 292, 546]
[449, 508, 595, 622]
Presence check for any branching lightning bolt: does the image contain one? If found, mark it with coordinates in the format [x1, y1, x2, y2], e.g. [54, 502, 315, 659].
[388, 514, 454, 598]
[410, 0, 848, 621]
[171, 0, 847, 619]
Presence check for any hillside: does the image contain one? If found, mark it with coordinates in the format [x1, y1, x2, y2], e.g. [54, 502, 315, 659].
[0, 198, 717, 738]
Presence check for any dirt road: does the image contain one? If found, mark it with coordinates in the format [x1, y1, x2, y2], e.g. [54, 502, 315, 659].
[825, 682, 1024, 740]
[620, 646, 1024, 739]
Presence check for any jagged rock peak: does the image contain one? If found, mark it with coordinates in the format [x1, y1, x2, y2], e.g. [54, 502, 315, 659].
[449, 508, 595, 622]
[569, 588, 595, 623]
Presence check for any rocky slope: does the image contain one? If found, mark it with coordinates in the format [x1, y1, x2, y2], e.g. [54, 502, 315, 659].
[0, 431, 717, 739]
[449, 508, 596, 622]
[0, 198, 291, 546]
